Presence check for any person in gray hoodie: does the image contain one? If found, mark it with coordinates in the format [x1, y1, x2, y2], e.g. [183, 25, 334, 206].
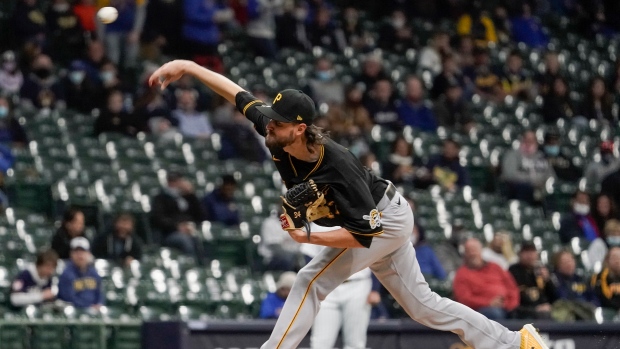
[501, 130, 555, 205]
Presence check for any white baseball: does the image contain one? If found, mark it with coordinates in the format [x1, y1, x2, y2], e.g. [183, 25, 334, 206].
[97, 7, 118, 24]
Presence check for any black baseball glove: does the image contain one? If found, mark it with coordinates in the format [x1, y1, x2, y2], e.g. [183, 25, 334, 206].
[280, 179, 331, 240]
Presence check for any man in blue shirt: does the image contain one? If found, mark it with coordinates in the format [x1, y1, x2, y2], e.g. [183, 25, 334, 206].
[58, 237, 105, 309]
[396, 76, 437, 132]
[259, 272, 296, 319]
[202, 174, 241, 226]
[10, 249, 58, 308]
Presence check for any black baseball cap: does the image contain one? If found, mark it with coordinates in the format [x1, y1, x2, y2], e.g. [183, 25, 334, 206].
[256, 89, 316, 124]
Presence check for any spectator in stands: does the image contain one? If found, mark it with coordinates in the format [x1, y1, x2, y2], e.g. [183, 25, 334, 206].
[592, 246, 620, 311]
[466, 46, 504, 103]
[587, 141, 620, 188]
[325, 84, 373, 141]
[259, 208, 301, 271]
[274, 0, 311, 51]
[63, 60, 101, 114]
[246, 0, 282, 59]
[73, 0, 98, 36]
[559, 190, 601, 244]
[510, 3, 549, 48]
[94, 89, 144, 137]
[412, 221, 446, 280]
[181, 0, 231, 73]
[12, 0, 47, 48]
[550, 250, 598, 322]
[592, 194, 620, 234]
[430, 53, 469, 100]
[509, 241, 556, 320]
[419, 31, 452, 76]
[0, 96, 28, 147]
[142, 0, 184, 58]
[0, 51, 24, 96]
[164, 75, 211, 111]
[151, 171, 203, 254]
[96, 0, 146, 70]
[482, 231, 518, 271]
[172, 89, 213, 139]
[9, 249, 58, 308]
[202, 174, 241, 226]
[579, 76, 616, 124]
[58, 237, 104, 309]
[378, 10, 417, 54]
[306, 6, 345, 52]
[396, 76, 437, 132]
[305, 57, 345, 106]
[259, 271, 296, 319]
[453, 238, 519, 320]
[219, 111, 269, 162]
[46, 0, 86, 65]
[98, 62, 130, 104]
[355, 54, 388, 98]
[435, 219, 471, 277]
[456, 0, 498, 46]
[133, 82, 177, 141]
[542, 77, 577, 124]
[457, 35, 475, 71]
[364, 78, 400, 130]
[20, 54, 65, 110]
[80, 41, 109, 85]
[433, 80, 474, 133]
[92, 212, 143, 267]
[542, 131, 582, 182]
[51, 207, 87, 260]
[340, 7, 372, 50]
[422, 139, 470, 191]
[499, 50, 533, 101]
[537, 51, 563, 96]
[500, 130, 555, 206]
[588, 219, 620, 272]
[381, 136, 420, 185]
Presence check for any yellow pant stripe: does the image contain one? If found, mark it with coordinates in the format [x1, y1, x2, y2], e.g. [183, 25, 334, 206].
[275, 248, 348, 349]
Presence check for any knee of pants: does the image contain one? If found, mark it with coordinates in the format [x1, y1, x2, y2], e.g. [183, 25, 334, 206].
[295, 266, 331, 302]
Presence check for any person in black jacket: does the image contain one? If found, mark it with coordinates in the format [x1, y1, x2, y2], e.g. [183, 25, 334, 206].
[92, 212, 143, 266]
[541, 131, 582, 182]
[51, 207, 87, 259]
[508, 242, 557, 319]
[150, 171, 203, 256]
[11, 0, 47, 47]
[542, 77, 576, 124]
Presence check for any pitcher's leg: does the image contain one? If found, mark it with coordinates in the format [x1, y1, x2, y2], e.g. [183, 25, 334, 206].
[310, 289, 342, 349]
[371, 243, 521, 349]
[341, 278, 372, 349]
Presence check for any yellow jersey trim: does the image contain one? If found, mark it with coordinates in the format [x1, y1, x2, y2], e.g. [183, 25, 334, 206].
[303, 145, 324, 181]
[242, 100, 261, 115]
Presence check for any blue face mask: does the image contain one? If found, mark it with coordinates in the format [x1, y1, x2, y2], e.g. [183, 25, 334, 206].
[69, 71, 85, 85]
[100, 71, 115, 83]
[316, 70, 333, 81]
[607, 236, 620, 246]
[544, 145, 560, 157]
[0, 106, 8, 118]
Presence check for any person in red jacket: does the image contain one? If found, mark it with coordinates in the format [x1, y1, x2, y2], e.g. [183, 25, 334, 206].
[453, 238, 520, 319]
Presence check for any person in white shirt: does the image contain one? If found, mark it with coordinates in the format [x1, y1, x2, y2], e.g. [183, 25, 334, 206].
[588, 219, 620, 272]
[482, 231, 518, 270]
[172, 89, 213, 139]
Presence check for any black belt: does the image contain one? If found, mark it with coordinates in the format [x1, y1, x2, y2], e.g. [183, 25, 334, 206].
[385, 182, 396, 201]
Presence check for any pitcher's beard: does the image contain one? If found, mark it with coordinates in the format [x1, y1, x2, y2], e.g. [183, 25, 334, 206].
[265, 130, 295, 151]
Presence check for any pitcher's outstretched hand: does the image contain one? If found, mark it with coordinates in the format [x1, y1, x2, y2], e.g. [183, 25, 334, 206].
[149, 60, 194, 90]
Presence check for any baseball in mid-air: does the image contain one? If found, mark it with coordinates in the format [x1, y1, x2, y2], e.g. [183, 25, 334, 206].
[97, 7, 118, 24]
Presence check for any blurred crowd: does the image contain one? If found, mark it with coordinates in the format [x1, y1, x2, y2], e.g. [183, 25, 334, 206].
[2, 0, 620, 322]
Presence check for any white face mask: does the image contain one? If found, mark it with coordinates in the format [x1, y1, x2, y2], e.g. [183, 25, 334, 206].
[573, 203, 590, 216]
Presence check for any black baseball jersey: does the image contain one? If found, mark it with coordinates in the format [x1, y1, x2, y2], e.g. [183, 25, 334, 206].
[236, 91, 389, 247]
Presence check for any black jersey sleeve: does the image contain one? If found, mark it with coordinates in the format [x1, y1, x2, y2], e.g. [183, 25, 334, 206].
[330, 168, 383, 248]
[235, 91, 269, 137]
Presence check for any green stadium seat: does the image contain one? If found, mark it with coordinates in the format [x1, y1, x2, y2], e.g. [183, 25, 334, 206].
[109, 324, 142, 349]
[0, 323, 29, 349]
[70, 324, 106, 349]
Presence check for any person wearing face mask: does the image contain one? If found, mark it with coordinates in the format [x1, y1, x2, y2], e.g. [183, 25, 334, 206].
[500, 130, 556, 206]
[46, 0, 86, 65]
[378, 10, 418, 54]
[0, 96, 28, 148]
[19, 54, 66, 110]
[588, 219, 620, 272]
[542, 131, 582, 182]
[0, 51, 24, 96]
[62, 60, 101, 114]
[304, 57, 344, 106]
[586, 141, 620, 187]
[559, 190, 600, 244]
